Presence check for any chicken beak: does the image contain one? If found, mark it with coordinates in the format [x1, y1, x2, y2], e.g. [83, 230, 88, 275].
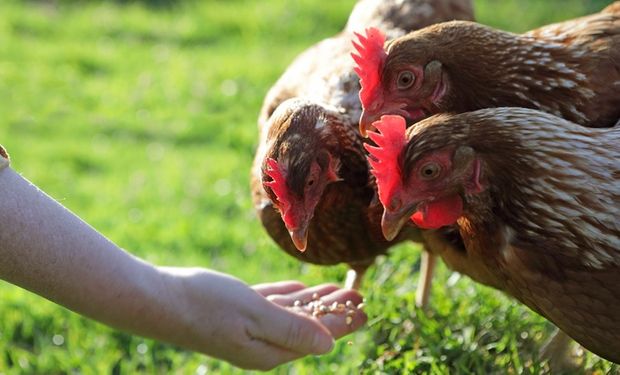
[381, 205, 417, 241]
[359, 109, 381, 137]
[290, 225, 309, 252]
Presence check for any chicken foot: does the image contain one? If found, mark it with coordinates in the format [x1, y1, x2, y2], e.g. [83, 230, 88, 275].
[415, 251, 437, 309]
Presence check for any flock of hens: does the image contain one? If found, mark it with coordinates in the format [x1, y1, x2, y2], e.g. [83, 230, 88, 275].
[250, 0, 620, 366]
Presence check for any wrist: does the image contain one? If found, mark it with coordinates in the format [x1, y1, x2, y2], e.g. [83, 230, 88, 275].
[125, 265, 199, 349]
[146, 267, 229, 354]
[150, 267, 270, 358]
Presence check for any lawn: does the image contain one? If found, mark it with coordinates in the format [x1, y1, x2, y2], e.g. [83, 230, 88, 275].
[0, 0, 617, 373]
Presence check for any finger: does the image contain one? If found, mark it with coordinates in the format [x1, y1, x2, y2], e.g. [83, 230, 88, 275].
[316, 288, 364, 307]
[233, 338, 306, 371]
[265, 283, 342, 307]
[282, 283, 342, 303]
[318, 305, 367, 339]
[250, 302, 334, 356]
[252, 280, 307, 297]
[265, 294, 294, 306]
[291, 288, 365, 314]
[292, 288, 367, 338]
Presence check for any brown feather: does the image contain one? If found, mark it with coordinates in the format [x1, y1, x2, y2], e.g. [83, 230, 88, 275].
[252, 99, 422, 266]
[398, 107, 620, 362]
[365, 2, 620, 128]
[252, 0, 475, 278]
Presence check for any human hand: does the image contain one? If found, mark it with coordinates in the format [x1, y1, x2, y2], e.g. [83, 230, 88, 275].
[158, 268, 366, 370]
[254, 281, 366, 342]
[0, 168, 366, 371]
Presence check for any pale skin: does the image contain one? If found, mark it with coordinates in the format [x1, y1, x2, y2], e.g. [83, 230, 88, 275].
[0, 165, 367, 371]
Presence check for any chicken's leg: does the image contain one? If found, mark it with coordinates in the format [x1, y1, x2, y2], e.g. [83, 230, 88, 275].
[344, 265, 368, 290]
[540, 329, 581, 371]
[415, 250, 437, 308]
[344, 249, 438, 299]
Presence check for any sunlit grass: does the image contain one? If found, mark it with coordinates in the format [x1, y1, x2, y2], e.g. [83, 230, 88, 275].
[0, 0, 617, 373]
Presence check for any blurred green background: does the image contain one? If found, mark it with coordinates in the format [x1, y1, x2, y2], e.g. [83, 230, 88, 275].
[0, 0, 617, 373]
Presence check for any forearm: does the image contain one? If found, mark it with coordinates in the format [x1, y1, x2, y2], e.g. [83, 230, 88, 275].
[0, 167, 184, 344]
[0, 165, 366, 369]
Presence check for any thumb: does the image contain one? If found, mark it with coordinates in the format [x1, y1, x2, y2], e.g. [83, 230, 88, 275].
[252, 302, 335, 355]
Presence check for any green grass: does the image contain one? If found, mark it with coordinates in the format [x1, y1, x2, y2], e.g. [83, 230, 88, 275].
[0, 0, 617, 373]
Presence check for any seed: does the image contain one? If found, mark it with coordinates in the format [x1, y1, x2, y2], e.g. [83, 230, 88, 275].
[356, 303, 365, 310]
[346, 309, 356, 317]
[312, 293, 320, 301]
[345, 316, 353, 325]
[336, 303, 346, 313]
[320, 305, 329, 313]
[330, 301, 339, 311]
[293, 300, 302, 307]
[345, 300, 354, 308]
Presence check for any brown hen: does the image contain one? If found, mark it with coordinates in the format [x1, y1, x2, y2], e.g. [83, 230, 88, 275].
[366, 110, 620, 363]
[252, 0, 474, 292]
[355, 1, 620, 134]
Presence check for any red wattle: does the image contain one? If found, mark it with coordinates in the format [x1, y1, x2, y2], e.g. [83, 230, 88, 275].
[411, 195, 463, 229]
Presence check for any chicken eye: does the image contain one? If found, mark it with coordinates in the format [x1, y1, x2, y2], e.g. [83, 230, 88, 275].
[420, 162, 441, 179]
[306, 165, 320, 189]
[397, 71, 416, 90]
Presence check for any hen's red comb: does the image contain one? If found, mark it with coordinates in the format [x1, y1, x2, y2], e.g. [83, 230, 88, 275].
[264, 158, 295, 227]
[364, 115, 407, 208]
[351, 27, 387, 109]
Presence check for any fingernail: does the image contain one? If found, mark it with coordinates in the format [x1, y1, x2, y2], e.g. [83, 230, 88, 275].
[314, 334, 335, 354]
